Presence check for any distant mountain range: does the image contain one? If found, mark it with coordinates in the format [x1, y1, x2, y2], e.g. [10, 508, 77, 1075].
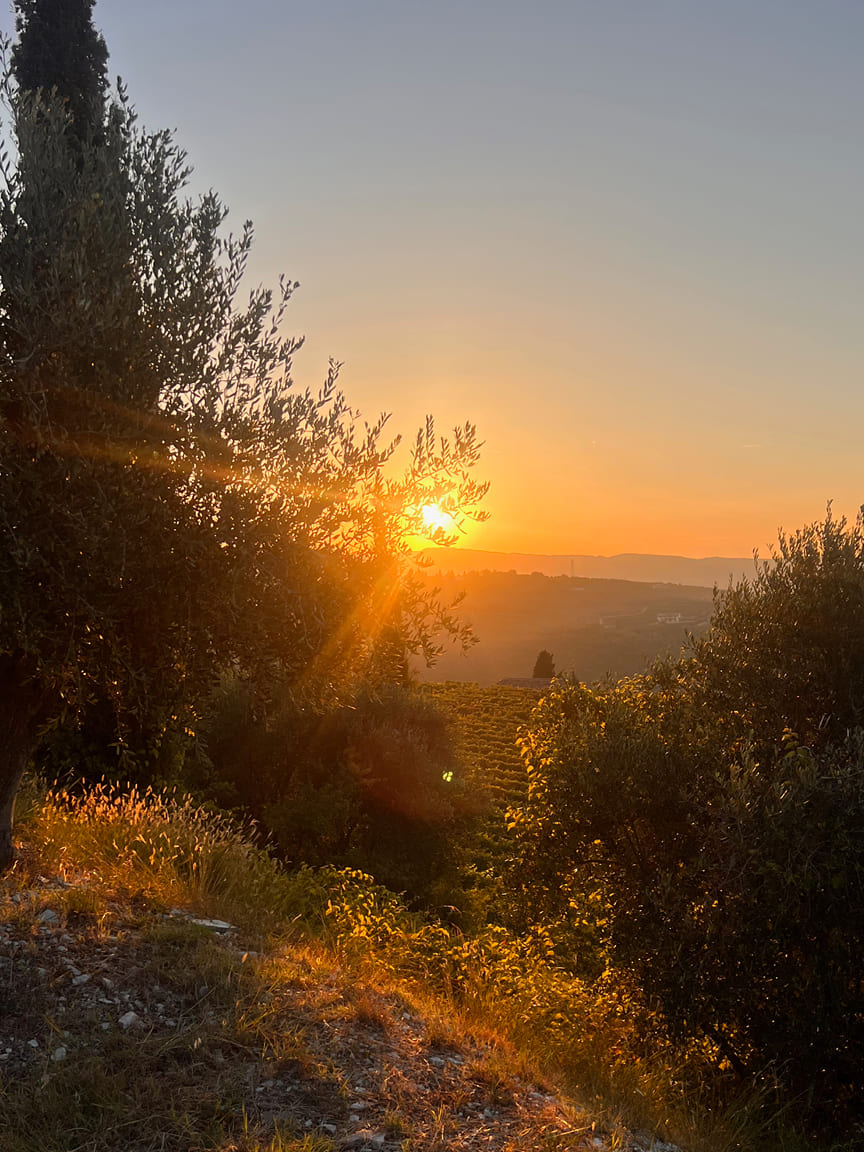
[421, 548, 759, 589]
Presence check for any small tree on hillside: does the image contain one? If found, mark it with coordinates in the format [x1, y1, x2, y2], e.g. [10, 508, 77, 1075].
[532, 649, 555, 678]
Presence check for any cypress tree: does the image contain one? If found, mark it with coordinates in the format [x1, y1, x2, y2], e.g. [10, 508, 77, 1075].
[532, 649, 556, 678]
[2, 0, 138, 400]
[11, 0, 108, 144]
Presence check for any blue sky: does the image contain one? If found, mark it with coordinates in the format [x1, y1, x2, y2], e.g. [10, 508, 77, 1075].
[14, 1, 864, 555]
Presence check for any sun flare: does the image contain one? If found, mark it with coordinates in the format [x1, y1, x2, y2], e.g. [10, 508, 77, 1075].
[421, 503, 453, 533]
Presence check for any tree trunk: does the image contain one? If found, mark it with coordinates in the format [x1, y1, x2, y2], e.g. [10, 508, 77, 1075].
[0, 654, 49, 872]
[0, 748, 27, 872]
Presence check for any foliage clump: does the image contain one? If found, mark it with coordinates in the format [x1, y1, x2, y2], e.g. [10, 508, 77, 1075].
[510, 508, 864, 1129]
[199, 680, 475, 909]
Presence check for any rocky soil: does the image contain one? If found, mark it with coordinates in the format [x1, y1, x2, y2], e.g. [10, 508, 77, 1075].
[0, 872, 680, 1152]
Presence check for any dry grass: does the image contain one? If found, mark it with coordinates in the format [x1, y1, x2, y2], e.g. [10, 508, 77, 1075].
[1, 778, 828, 1152]
[19, 781, 298, 939]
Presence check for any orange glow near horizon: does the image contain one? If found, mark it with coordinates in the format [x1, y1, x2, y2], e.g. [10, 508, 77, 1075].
[448, 475, 864, 562]
[106, 4, 864, 573]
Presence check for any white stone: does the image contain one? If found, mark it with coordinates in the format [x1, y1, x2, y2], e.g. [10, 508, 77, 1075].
[118, 1011, 141, 1030]
[190, 918, 235, 933]
[52, 1047, 67, 1062]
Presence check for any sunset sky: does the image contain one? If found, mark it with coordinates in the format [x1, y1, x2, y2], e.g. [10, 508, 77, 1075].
[32, 1, 864, 557]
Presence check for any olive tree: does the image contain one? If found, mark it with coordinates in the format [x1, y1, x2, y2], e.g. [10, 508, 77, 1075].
[0, 9, 487, 868]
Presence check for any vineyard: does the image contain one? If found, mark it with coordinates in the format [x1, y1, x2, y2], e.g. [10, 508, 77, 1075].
[421, 681, 539, 867]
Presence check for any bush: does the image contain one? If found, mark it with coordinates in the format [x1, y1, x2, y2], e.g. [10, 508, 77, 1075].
[510, 510, 864, 1129]
[200, 680, 475, 909]
[691, 506, 864, 749]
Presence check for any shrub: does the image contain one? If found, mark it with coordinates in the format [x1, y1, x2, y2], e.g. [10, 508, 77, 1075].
[200, 680, 475, 908]
[511, 510, 864, 1129]
[691, 506, 864, 749]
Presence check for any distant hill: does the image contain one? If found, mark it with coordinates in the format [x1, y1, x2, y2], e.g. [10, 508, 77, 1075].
[421, 548, 758, 588]
[418, 569, 715, 686]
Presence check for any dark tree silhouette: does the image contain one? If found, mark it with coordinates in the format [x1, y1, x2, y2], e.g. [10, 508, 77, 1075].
[0, 3, 488, 871]
[11, 0, 108, 144]
[2, 0, 136, 390]
[533, 649, 555, 678]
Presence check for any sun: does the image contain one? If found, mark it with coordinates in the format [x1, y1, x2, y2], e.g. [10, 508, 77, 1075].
[421, 503, 453, 533]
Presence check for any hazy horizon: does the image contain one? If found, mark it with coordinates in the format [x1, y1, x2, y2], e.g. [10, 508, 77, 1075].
[423, 544, 754, 561]
[419, 545, 757, 591]
[58, 2, 864, 557]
